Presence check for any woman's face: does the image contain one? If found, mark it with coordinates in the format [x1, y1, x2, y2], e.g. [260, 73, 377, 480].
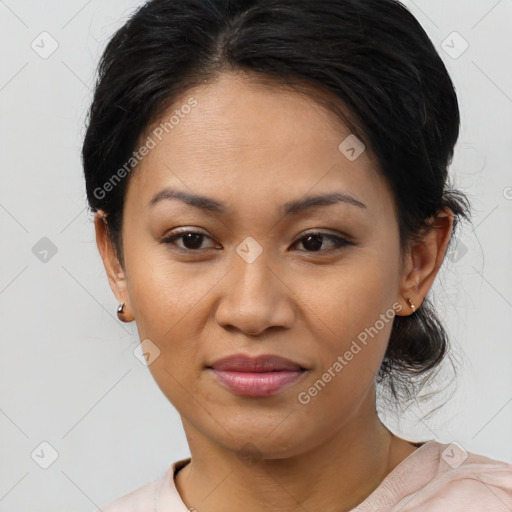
[101, 72, 412, 458]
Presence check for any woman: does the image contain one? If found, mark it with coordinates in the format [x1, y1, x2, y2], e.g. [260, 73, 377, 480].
[83, 0, 512, 510]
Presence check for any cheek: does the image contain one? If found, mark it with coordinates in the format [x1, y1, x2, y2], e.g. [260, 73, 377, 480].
[123, 239, 224, 388]
[124, 253, 210, 407]
[293, 274, 398, 428]
[128, 272, 209, 369]
[302, 245, 401, 384]
[123, 234, 204, 335]
[314, 249, 400, 337]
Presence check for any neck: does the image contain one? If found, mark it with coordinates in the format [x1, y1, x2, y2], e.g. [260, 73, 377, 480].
[175, 402, 412, 512]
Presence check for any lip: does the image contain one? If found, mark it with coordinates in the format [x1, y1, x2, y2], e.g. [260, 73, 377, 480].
[206, 354, 308, 397]
[209, 354, 306, 372]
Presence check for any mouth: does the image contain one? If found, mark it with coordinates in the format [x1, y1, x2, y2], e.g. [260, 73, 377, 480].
[206, 354, 309, 398]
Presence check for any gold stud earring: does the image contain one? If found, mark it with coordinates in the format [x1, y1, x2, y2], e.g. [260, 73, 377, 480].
[406, 298, 416, 312]
[117, 302, 126, 321]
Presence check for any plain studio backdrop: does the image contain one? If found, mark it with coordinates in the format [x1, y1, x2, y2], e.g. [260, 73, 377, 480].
[0, 0, 511, 510]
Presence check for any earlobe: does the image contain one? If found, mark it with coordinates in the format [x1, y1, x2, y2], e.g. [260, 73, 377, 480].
[94, 211, 134, 322]
[396, 208, 454, 316]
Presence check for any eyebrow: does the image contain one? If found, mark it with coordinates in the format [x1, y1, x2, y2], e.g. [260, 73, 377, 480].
[147, 187, 367, 216]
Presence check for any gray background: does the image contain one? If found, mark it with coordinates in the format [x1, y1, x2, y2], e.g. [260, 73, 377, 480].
[0, 0, 511, 510]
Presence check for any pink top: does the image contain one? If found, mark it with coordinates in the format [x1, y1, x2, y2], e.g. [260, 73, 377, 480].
[97, 440, 512, 511]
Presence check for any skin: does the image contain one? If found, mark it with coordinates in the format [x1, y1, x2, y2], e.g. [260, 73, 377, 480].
[95, 71, 453, 512]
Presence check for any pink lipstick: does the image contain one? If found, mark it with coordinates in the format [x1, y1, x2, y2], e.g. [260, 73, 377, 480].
[207, 354, 308, 397]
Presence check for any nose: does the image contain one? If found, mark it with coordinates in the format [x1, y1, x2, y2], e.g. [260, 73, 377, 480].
[214, 247, 295, 336]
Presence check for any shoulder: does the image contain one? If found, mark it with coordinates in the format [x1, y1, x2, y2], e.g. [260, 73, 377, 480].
[94, 458, 191, 511]
[403, 443, 512, 511]
[95, 475, 162, 511]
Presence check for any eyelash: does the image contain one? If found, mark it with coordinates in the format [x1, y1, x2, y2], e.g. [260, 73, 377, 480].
[160, 229, 353, 254]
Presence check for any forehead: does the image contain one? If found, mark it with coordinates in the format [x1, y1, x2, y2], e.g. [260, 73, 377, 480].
[126, 71, 392, 217]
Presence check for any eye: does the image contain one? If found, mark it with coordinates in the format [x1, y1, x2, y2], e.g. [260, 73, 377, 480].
[161, 230, 218, 251]
[161, 229, 353, 254]
[291, 232, 353, 253]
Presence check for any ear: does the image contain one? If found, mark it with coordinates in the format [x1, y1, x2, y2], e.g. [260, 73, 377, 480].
[396, 208, 454, 316]
[94, 211, 134, 322]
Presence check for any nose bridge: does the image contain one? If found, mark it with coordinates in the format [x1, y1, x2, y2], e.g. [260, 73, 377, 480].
[238, 240, 275, 297]
[232, 236, 278, 303]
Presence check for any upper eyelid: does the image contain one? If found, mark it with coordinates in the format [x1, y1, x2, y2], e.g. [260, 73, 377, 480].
[163, 227, 347, 240]
[291, 230, 348, 242]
